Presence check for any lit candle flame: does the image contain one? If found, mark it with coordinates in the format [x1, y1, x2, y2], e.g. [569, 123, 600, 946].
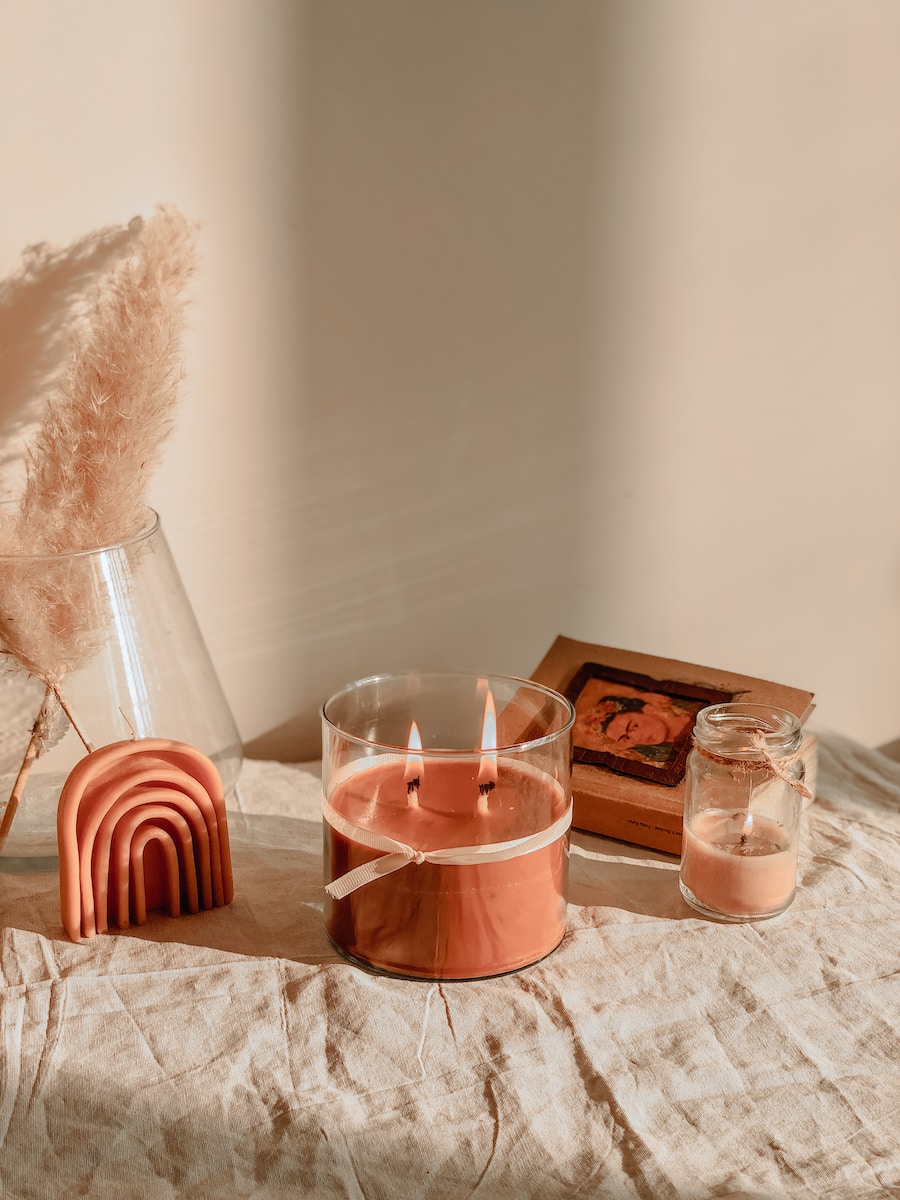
[477, 690, 498, 814]
[405, 721, 423, 809]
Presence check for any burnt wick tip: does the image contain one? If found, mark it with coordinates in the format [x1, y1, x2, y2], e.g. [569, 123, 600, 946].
[478, 781, 496, 798]
[407, 777, 420, 795]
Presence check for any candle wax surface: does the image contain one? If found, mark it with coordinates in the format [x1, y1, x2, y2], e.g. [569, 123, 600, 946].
[680, 808, 798, 919]
[325, 758, 569, 980]
[334, 758, 560, 849]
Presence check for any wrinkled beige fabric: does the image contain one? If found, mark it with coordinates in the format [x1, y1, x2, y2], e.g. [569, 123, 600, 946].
[2, 735, 899, 1199]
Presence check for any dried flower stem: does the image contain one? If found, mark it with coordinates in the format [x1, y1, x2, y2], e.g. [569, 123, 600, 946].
[0, 682, 95, 852]
[51, 686, 94, 754]
[0, 685, 56, 851]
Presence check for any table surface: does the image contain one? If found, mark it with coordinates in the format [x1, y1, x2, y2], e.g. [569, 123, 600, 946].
[2, 732, 900, 1200]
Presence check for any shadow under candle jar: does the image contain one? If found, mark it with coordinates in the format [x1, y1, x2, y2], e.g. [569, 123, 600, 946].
[321, 672, 575, 980]
[679, 703, 808, 922]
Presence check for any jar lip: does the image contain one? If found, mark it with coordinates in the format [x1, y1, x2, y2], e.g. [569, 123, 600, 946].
[0, 504, 160, 561]
[693, 702, 802, 757]
[322, 670, 576, 757]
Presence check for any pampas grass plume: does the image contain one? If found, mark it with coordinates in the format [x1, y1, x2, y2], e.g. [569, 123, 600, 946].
[15, 203, 197, 555]
[0, 204, 197, 685]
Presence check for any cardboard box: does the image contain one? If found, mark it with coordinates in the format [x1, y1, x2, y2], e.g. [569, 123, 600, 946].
[530, 635, 816, 855]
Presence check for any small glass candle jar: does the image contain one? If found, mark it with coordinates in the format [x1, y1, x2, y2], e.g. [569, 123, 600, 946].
[321, 671, 575, 980]
[679, 703, 809, 922]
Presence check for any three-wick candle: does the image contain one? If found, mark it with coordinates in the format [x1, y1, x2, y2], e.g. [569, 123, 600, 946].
[321, 672, 575, 980]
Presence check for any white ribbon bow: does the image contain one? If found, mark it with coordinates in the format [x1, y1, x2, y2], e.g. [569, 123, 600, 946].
[323, 798, 573, 900]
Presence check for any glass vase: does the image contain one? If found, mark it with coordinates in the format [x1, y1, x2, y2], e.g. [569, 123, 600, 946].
[0, 510, 242, 861]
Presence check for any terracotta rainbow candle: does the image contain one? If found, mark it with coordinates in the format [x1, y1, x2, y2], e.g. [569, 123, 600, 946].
[321, 672, 575, 979]
[57, 738, 233, 941]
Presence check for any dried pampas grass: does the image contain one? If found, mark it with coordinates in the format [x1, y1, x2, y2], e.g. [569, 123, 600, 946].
[6, 204, 196, 556]
[0, 204, 198, 847]
[0, 204, 196, 682]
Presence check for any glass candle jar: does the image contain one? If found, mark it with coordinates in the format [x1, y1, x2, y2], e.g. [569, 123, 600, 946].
[322, 671, 575, 980]
[679, 703, 808, 922]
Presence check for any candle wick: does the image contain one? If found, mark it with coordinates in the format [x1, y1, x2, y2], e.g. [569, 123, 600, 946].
[476, 779, 495, 816]
[406, 777, 420, 808]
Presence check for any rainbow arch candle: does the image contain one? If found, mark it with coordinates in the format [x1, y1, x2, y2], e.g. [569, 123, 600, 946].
[57, 738, 233, 941]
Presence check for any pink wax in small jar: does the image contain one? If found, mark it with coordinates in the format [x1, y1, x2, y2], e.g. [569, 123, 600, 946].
[679, 703, 810, 922]
[321, 672, 575, 979]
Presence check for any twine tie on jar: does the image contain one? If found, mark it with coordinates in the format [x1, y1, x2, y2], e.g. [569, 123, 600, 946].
[691, 729, 812, 802]
[322, 796, 573, 900]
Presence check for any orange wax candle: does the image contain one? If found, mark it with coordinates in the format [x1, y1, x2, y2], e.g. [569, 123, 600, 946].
[324, 757, 569, 979]
[57, 738, 233, 941]
[680, 809, 797, 919]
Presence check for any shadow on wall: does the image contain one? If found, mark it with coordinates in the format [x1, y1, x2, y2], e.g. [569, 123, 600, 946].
[0, 222, 138, 497]
[246, 1, 619, 761]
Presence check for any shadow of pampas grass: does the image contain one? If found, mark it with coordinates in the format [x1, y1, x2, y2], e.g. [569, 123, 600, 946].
[0, 220, 138, 496]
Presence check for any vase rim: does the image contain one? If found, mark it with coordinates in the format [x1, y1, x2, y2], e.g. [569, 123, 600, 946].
[0, 504, 160, 561]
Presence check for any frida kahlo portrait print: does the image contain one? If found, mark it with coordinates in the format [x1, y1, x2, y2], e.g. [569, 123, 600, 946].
[564, 662, 733, 786]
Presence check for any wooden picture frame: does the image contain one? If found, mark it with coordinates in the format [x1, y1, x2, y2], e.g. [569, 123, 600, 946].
[564, 661, 732, 786]
[530, 635, 816, 853]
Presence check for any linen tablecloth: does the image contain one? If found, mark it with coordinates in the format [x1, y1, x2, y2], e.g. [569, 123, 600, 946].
[2, 733, 899, 1199]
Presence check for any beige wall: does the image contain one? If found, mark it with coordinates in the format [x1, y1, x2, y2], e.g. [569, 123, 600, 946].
[1, 1, 898, 758]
